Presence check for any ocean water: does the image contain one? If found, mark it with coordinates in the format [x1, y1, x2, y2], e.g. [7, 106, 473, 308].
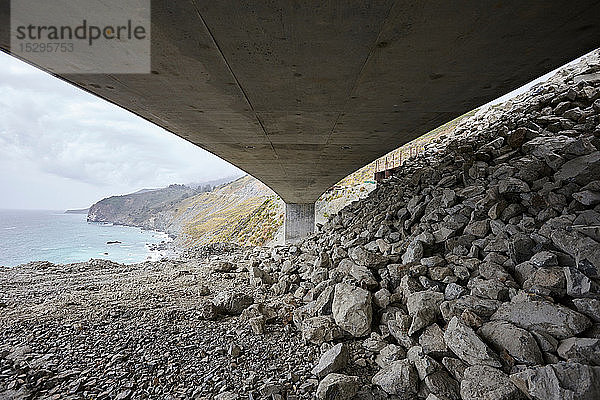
[0, 209, 169, 267]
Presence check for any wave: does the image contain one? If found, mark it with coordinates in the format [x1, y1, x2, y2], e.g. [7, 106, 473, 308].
[3, 226, 17, 230]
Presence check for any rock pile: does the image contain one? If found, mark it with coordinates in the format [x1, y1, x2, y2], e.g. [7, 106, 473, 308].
[227, 50, 600, 399]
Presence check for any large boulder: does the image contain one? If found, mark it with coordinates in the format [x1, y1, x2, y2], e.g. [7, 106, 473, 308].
[348, 246, 388, 267]
[510, 362, 600, 400]
[311, 343, 350, 378]
[332, 283, 372, 337]
[423, 371, 460, 400]
[554, 151, 600, 185]
[573, 298, 600, 322]
[406, 290, 445, 335]
[478, 320, 543, 365]
[212, 291, 254, 315]
[371, 360, 419, 399]
[443, 317, 501, 367]
[490, 299, 591, 339]
[302, 316, 342, 345]
[315, 373, 360, 400]
[461, 365, 525, 400]
[419, 323, 450, 357]
[557, 338, 600, 366]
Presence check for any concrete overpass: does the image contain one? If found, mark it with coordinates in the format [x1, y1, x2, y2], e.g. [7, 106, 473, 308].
[1, 1, 600, 242]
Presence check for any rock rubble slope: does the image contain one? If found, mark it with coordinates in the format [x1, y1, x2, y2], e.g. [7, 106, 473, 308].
[2, 49, 600, 399]
[224, 50, 600, 400]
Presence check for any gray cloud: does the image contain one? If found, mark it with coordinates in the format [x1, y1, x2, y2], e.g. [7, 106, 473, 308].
[0, 52, 243, 209]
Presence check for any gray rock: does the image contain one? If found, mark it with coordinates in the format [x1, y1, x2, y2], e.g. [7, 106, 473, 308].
[551, 229, 600, 280]
[371, 360, 418, 398]
[522, 135, 575, 158]
[419, 323, 449, 357]
[564, 266, 600, 298]
[314, 286, 335, 316]
[402, 240, 424, 264]
[302, 316, 342, 345]
[445, 283, 466, 300]
[348, 246, 388, 268]
[240, 303, 277, 322]
[442, 357, 467, 381]
[250, 266, 275, 286]
[363, 333, 387, 353]
[443, 317, 501, 367]
[469, 278, 509, 301]
[332, 283, 372, 337]
[388, 315, 416, 349]
[573, 190, 600, 206]
[315, 373, 360, 400]
[373, 288, 391, 309]
[498, 177, 530, 194]
[491, 299, 591, 339]
[214, 392, 239, 400]
[375, 344, 406, 368]
[348, 263, 379, 290]
[212, 291, 254, 315]
[461, 365, 525, 400]
[574, 72, 600, 84]
[522, 266, 566, 298]
[440, 295, 502, 322]
[211, 260, 235, 273]
[554, 151, 600, 185]
[531, 330, 559, 353]
[406, 290, 445, 335]
[573, 298, 600, 322]
[422, 256, 446, 268]
[429, 265, 454, 281]
[464, 219, 490, 238]
[423, 371, 461, 400]
[197, 300, 219, 320]
[312, 343, 349, 378]
[510, 362, 600, 400]
[507, 233, 534, 264]
[407, 345, 441, 380]
[478, 320, 543, 365]
[530, 251, 558, 267]
[557, 338, 600, 365]
[249, 316, 266, 334]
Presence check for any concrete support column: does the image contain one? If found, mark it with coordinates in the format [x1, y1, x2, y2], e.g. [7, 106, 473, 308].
[284, 203, 315, 243]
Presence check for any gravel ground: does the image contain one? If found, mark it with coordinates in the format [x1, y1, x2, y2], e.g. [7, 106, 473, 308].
[0, 258, 325, 400]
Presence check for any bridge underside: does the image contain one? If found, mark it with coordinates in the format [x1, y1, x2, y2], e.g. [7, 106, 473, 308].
[1, 2, 600, 238]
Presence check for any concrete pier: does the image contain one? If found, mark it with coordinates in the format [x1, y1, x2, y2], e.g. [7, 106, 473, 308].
[285, 203, 315, 243]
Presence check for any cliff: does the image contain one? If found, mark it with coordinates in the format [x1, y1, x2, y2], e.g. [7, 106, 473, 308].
[87, 176, 285, 246]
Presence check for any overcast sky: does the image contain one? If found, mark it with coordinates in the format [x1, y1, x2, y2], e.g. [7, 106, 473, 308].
[0, 52, 243, 210]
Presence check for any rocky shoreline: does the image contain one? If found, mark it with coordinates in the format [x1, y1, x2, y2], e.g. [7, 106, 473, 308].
[2, 51, 600, 400]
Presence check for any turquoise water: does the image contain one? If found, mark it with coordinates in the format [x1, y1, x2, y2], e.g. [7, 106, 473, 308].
[0, 209, 168, 267]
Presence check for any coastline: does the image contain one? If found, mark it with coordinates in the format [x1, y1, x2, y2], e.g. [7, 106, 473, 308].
[86, 218, 182, 262]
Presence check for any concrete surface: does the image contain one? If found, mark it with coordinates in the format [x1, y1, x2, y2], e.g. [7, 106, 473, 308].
[285, 203, 315, 243]
[1, 1, 599, 204]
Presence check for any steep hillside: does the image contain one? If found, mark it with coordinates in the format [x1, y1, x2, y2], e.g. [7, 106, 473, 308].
[87, 184, 201, 234]
[174, 175, 283, 247]
[87, 175, 283, 247]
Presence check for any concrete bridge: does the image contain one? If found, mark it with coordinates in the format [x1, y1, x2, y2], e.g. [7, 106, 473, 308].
[1, 1, 600, 242]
